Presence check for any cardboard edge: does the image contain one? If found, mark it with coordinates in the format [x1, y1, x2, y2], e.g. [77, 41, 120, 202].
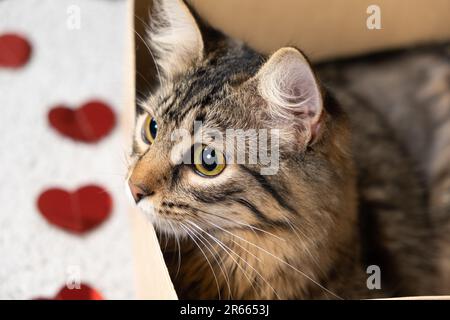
[125, 0, 177, 300]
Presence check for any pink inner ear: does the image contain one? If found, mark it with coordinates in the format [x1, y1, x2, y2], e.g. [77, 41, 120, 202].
[283, 59, 322, 119]
[260, 50, 323, 127]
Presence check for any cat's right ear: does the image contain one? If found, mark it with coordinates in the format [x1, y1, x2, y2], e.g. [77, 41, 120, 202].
[147, 0, 204, 78]
[252, 47, 324, 147]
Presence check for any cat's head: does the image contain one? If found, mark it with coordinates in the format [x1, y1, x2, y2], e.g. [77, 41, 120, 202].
[127, 0, 353, 236]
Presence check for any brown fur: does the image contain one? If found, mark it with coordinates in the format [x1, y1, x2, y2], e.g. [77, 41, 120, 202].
[128, 0, 448, 299]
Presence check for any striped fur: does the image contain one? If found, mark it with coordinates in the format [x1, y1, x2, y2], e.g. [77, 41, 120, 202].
[128, 0, 449, 299]
[318, 45, 450, 294]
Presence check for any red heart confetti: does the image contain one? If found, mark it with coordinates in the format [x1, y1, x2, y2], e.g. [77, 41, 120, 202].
[48, 100, 116, 143]
[56, 283, 104, 300]
[0, 33, 32, 68]
[34, 283, 104, 300]
[37, 185, 112, 234]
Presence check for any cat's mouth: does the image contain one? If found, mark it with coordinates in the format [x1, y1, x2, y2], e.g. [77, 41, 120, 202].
[126, 182, 238, 236]
[133, 198, 191, 235]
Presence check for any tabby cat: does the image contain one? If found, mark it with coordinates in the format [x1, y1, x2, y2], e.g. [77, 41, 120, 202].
[127, 0, 450, 299]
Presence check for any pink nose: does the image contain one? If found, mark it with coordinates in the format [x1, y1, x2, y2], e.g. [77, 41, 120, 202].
[128, 181, 151, 203]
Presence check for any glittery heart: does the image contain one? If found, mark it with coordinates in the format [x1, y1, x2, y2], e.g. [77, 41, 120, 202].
[48, 100, 116, 143]
[0, 33, 32, 68]
[37, 185, 112, 234]
[35, 283, 104, 300]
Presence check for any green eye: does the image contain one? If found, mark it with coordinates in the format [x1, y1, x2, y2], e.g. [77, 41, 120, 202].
[193, 145, 226, 177]
[142, 115, 157, 144]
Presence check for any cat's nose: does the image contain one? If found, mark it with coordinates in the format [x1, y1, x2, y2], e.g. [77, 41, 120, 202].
[128, 181, 153, 203]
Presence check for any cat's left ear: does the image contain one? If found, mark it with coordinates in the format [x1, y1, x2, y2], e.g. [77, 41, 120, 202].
[148, 0, 204, 78]
[254, 47, 323, 146]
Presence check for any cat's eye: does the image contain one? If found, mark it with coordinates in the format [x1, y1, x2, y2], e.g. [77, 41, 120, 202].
[142, 115, 157, 144]
[193, 145, 226, 177]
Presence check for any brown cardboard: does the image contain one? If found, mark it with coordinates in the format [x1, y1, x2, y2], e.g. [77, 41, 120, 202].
[128, 0, 178, 300]
[190, 0, 450, 61]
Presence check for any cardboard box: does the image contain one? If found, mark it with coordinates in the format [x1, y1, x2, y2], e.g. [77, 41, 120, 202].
[130, 0, 450, 299]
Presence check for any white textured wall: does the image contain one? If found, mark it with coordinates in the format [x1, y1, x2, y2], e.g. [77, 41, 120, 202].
[0, 0, 135, 299]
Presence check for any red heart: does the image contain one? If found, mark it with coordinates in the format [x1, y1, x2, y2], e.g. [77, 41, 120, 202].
[37, 185, 112, 234]
[0, 33, 32, 68]
[56, 284, 104, 300]
[34, 283, 104, 300]
[48, 100, 116, 143]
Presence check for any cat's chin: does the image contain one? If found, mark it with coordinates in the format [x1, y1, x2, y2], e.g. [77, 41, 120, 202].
[134, 199, 186, 236]
[151, 218, 182, 236]
[134, 197, 234, 237]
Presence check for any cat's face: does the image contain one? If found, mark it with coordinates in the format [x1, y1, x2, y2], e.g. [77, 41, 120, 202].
[127, 0, 342, 236]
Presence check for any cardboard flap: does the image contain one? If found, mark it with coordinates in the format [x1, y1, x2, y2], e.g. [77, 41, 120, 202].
[127, 0, 177, 300]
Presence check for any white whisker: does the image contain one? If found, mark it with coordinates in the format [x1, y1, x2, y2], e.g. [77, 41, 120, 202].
[190, 220, 262, 263]
[282, 216, 323, 275]
[167, 220, 182, 278]
[185, 223, 234, 299]
[133, 28, 164, 89]
[179, 223, 222, 299]
[187, 220, 281, 299]
[192, 206, 286, 242]
[205, 219, 343, 300]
